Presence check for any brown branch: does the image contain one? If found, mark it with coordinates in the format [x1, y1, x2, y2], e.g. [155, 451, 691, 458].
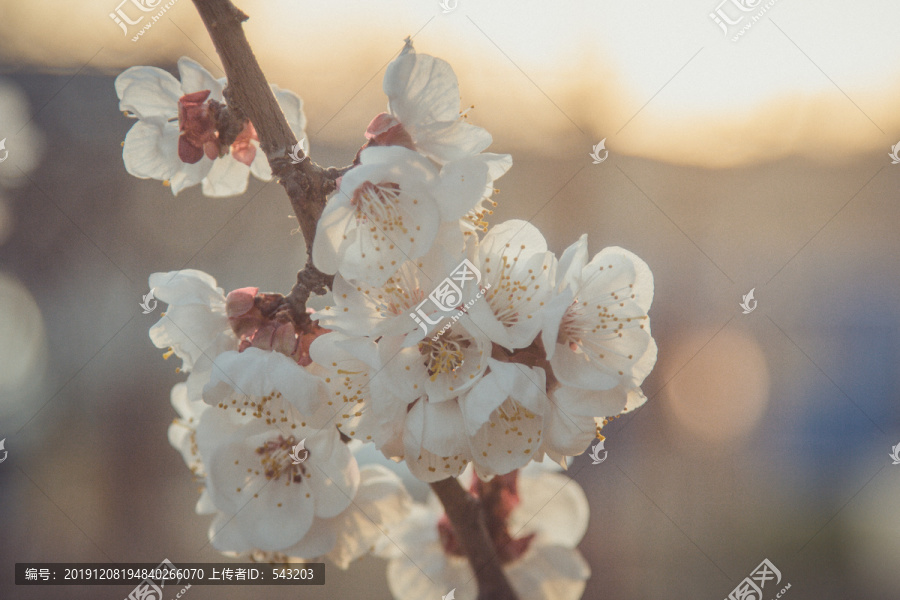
[192, 3, 519, 598]
[191, 0, 335, 324]
[431, 477, 519, 600]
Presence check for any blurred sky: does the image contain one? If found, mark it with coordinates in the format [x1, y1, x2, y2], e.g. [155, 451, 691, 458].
[1, 1, 899, 599]
[1, 0, 899, 165]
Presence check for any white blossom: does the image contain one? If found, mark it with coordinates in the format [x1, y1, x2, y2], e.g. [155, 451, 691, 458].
[312, 146, 494, 286]
[541, 234, 657, 391]
[148, 269, 237, 374]
[467, 220, 556, 350]
[371, 40, 494, 164]
[384, 464, 590, 600]
[116, 57, 307, 196]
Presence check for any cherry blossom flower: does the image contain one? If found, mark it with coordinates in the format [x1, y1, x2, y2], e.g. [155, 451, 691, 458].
[312, 224, 468, 344]
[191, 353, 412, 564]
[194, 399, 357, 553]
[384, 464, 590, 600]
[168, 376, 211, 480]
[459, 359, 547, 479]
[541, 234, 657, 392]
[365, 39, 493, 165]
[312, 146, 495, 286]
[148, 269, 237, 374]
[116, 56, 307, 196]
[466, 220, 556, 350]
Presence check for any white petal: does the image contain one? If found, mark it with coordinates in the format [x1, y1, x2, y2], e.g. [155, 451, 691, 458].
[115, 65, 181, 119]
[201, 154, 252, 197]
[403, 401, 471, 482]
[584, 246, 654, 312]
[385, 50, 460, 127]
[433, 155, 490, 222]
[553, 384, 630, 420]
[312, 197, 354, 275]
[506, 545, 590, 600]
[468, 398, 542, 478]
[280, 516, 338, 560]
[122, 119, 181, 180]
[149, 305, 229, 372]
[556, 234, 588, 291]
[207, 511, 252, 554]
[149, 269, 224, 305]
[414, 119, 493, 163]
[177, 56, 224, 99]
[540, 402, 595, 457]
[326, 465, 412, 568]
[306, 436, 358, 518]
[540, 289, 573, 360]
[206, 433, 316, 549]
[512, 470, 589, 548]
[249, 141, 273, 181]
[203, 348, 329, 423]
[418, 398, 469, 457]
[272, 85, 308, 141]
[480, 219, 548, 255]
[459, 368, 507, 436]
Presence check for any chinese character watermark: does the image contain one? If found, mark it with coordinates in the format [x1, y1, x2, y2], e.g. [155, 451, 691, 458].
[125, 559, 191, 600]
[409, 259, 490, 340]
[725, 558, 790, 600]
[110, 0, 181, 42]
[709, 0, 782, 42]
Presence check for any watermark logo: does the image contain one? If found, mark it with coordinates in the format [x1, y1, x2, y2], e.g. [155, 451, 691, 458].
[410, 259, 490, 338]
[740, 288, 757, 314]
[889, 142, 900, 164]
[725, 558, 789, 600]
[140, 288, 158, 314]
[0, 438, 7, 464]
[442, 589, 456, 600]
[289, 439, 309, 465]
[110, 0, 162, 34]
[110, 0, 181, 42]
[590, 139, 608, 164]
[589, 437, 608, 464]
[709, 0, 782, 42]
[125, 558, 190, 600]
[890, 443, 900, 465]
[288, 139, 306, 165]
[0, 138, 8, 163]
[439, 0, 458, 13]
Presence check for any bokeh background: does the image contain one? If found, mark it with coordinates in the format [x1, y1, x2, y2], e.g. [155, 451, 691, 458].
[1, 0, 899, 598]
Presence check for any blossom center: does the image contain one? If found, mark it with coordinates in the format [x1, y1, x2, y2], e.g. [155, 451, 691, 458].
[352, 181, 408, 233]
[419, 331, 469, 380]
[254, 435, 307, 485]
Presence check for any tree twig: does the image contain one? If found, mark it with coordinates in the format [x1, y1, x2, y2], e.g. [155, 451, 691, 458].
[431, 477, 520, 600]
[191, 3, 520, 597]
[191, 0, 334, 325]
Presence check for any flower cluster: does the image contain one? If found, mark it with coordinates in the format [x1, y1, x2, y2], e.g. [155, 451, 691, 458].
[154, 270, 410, 566]
[135, 39, 657, 597]
[309, 40, 657, 481]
